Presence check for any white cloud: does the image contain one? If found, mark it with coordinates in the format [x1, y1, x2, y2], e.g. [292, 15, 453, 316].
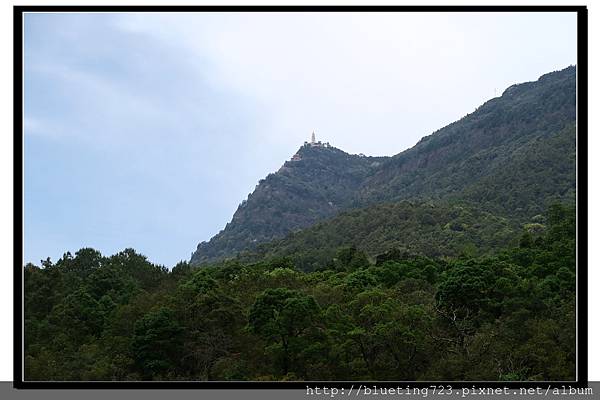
[111, 12, 577, 156]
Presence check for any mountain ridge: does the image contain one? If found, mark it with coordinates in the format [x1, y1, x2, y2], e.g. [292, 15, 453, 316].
[191, 65, 576, 266]
[191, 142, 388, 264]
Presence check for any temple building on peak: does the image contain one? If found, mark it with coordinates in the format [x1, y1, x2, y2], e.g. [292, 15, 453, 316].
[290, 131, 332, 162]
[304, 130, 330, 148]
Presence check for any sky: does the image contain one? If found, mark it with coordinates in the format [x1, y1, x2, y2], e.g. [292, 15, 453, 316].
[24, 11, 577, 267]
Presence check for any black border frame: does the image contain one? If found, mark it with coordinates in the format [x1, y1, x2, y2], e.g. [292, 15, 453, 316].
[13, 4, 588, 390]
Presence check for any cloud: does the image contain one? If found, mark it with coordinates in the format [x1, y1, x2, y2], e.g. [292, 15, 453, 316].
[109, 12, 576, 156]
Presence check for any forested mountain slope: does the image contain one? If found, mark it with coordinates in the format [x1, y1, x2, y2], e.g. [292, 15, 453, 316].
[191, 145, 387, 264]
[245, 201, 518, 271]
[356, 66, 576, 218]
[191, 66, 576, 265]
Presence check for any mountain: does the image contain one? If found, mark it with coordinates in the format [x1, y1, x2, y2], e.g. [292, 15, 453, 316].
[190, 143, 388, 265]
[246, 201, 519, 271]
[356, 66, 576, 217]
[191, 66, 576, 266]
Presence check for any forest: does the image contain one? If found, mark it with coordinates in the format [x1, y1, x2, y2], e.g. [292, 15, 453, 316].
[24, 203, 575, 381]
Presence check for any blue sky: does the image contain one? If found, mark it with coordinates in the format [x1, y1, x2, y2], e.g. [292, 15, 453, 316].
[24, 12, 577, 267]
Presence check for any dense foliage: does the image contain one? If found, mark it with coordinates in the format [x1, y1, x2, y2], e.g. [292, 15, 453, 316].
[24, 204, 575, 381]
[244, 201, 519, 271]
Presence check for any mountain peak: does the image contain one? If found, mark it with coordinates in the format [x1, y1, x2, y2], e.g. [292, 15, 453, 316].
[190, 136, 387, 265]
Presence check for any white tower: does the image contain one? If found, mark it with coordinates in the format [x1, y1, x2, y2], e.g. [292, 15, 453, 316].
[311, 131, 316, 144]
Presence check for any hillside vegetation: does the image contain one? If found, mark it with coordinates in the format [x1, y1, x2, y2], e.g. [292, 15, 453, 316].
[24, 204, 576, 381]
[191, 66, 576, 265]
[242, 201, 519, 271]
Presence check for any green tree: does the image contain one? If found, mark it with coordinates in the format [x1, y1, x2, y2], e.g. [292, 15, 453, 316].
[132, 307, 184, 379]
[248, 288, 320, 376]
